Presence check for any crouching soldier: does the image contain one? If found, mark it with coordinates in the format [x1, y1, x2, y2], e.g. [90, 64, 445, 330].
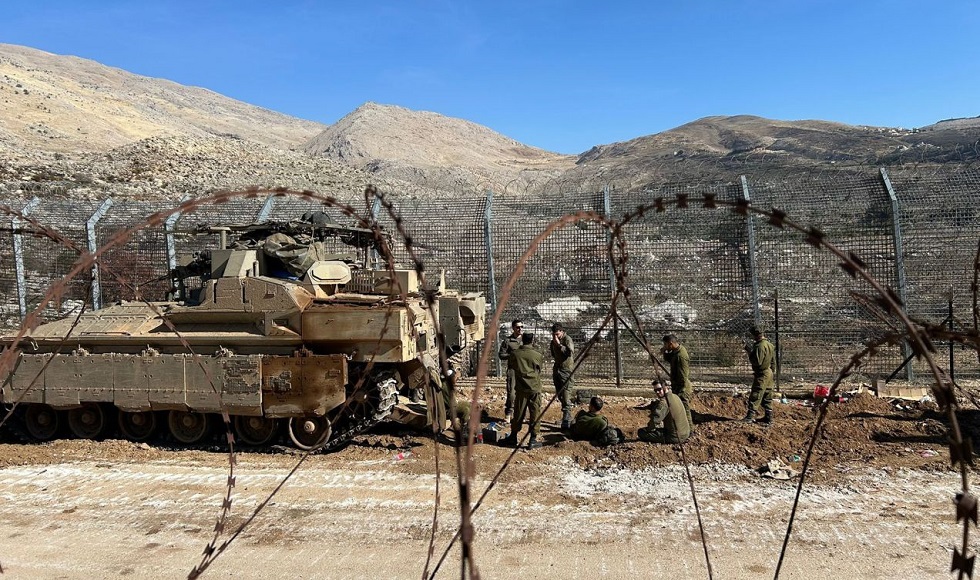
[638, 380, 691, 444]
[571, 396, 623, 446]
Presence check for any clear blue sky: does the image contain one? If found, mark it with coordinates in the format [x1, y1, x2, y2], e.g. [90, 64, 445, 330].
[3, 1, 977, 154]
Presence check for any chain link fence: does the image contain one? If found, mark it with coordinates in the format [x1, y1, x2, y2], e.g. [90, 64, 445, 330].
[2, 168, 978, 387]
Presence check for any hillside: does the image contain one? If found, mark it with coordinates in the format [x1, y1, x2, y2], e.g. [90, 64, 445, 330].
[572, 114, 980, 188]
[304, 102, 575, 192]
[0, 44, 370, 200]
[0, 43, 324, 158]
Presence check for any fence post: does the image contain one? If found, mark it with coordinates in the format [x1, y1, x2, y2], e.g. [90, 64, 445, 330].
[949, 292, 955, 385]
[603, 185, 623, 387]
[86, 198, 114, 310]
[369, 194, 382, 270]
[484, 189, 501, 377]
[13, 197, 40, 321]
[880, 167, 913, 381]
[165, 195, 191, 274]
[256, 194, 277, 222]
[739, 176, 762, 326]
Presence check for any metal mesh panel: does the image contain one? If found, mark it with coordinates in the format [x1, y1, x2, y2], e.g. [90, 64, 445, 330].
[0, 199, 29, 327]
[886, 168, 980, 381]
[19, 199, 101, 322]
[612, 182, 754, 383]
[375, 191, 489, 293]
[490, 189, 608, 376]
[1, 168, 978, 385]
[750, 173, 902, 381]
[95, 200, 173, 303]
[888, 169, 980, 319]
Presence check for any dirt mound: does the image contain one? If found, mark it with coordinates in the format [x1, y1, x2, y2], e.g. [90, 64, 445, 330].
[0, 393, 960, 487]
[454, 392, 956, 484]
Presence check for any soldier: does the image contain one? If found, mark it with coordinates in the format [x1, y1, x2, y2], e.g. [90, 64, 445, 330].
[423, 356, 458, 432]
[571, 397, 609, 441]
[550, 322, 575, 429]
[500, 333, 544, 449]
[570, 396, 610, 441]
[661, 334, 693, 431]
[742, 326, 776, 425]
[638, 380, 691, 443]
[497, 319, 524, 422]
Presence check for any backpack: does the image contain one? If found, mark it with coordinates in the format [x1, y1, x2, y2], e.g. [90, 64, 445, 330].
[594, 425, 623, 447]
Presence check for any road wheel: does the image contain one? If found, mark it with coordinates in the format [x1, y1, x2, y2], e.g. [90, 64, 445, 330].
[24, 404, 60, 441]
[67, 403, 109, 439]
[167, 410, 210, 444]
[287, 416, 331, 450]
[118, 411, 157, 442]
[233, 415, 279, 446]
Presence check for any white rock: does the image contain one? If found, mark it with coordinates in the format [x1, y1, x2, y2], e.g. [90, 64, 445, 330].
[581, 317, 611, 339]
[534, 296, 593, 323]
[639, 299, 698, 325]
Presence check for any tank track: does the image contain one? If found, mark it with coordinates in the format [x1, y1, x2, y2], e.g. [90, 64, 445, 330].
[322, 375, 398, 452]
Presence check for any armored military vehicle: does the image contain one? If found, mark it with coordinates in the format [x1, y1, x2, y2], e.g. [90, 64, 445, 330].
[0, 212, 485, 450]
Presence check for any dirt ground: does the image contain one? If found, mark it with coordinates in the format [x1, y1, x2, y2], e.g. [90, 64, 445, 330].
[0, 391, 975, 579]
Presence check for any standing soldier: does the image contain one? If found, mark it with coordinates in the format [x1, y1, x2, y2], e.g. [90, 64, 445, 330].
[550, 323, 575, 430]
[661, 334, 693, 431]
[422, 355, 457, 432]
[497, 320, 524, 423]
[742, 326, 776, 425]
[501, 333, 544, 449]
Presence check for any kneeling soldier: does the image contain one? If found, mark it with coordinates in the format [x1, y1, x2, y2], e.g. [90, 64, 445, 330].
[638, 380, 691, 444]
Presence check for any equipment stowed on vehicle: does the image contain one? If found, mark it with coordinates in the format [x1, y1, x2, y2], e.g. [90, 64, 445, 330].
[0, 210, 485, 450]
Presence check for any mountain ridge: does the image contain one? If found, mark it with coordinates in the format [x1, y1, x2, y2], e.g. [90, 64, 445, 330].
[1, 43, 977, 199]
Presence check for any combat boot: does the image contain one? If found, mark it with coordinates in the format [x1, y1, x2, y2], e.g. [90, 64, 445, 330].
[560, 411, 572, 431]
[741, 408, 756, 423]
[759, 410, 773, 425]
[527, 438, 542, 450]
[499, 434, 518, 447]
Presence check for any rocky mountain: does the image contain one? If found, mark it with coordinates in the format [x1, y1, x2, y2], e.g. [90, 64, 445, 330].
[0, 44, 371, 200]
[0, 43, 324, 156]
[572, 115, 980, 188]
[303, 102, 574, 193]
[1, 43, 977, 202]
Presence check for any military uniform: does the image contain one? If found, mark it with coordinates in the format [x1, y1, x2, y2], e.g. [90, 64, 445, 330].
[550, 333, 575, 423]
[423, 358, 456, 431]
[748, 337, 776, 415]
[498, 333, 522, 418]
[569, 410, 608, 441]
[509, 345, 544, 440]
[638, 392, 691, 444]
[663, 344, 693, 429]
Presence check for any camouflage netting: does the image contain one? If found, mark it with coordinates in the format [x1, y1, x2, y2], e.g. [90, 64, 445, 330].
[2, 168, 979, 386]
